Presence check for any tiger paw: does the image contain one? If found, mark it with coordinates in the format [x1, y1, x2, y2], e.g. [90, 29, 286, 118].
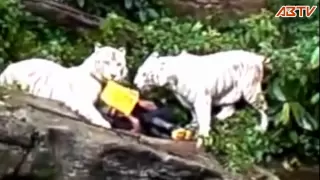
[171, 128, 194, 141]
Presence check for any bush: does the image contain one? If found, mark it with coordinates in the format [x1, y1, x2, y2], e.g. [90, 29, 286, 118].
[0, 0, 318, 172]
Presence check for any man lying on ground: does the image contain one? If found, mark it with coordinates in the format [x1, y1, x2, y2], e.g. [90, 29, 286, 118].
[97, 81, 193, 140]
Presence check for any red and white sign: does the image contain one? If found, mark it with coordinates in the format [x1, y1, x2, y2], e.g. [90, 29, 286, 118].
[275, 5, 317, 17]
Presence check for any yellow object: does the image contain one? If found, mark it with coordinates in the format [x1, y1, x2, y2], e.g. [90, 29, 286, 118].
[100, 81, 140, 116]
[171, 128, 194, 141]
[184, 130, 194, 141]
[171, 128, 186, 141]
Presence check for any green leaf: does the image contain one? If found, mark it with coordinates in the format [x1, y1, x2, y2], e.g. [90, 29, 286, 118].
[304, 111, 319, 131]
[146, 8, 159, 19]
[124, 0, 133, 9]
[191, 22, 203, 32]
[289, 131, 298, 144]
[173, 44, 179, 54]
[244, 33, 251, 44]
[310, 46, 319, 69]
[252, 28, 260, 43]
[271, 79, 287, 102]
[138, 11, 147, 22]
[76, 0, 85, 8]
[280, 102, 290, 125]
[300, 75, 308, 86]
[290, 102, 318, 131]
[310, 93, 320, 105]
[290, 102, 304, 121]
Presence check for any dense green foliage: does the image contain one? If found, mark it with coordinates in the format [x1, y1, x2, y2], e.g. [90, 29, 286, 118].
[0, 0, 319, 172]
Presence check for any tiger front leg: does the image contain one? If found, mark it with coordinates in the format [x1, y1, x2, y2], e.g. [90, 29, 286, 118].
[194, 95, 212, 149]
[243, 86, 269, 132]
[67, 101, 112, 129]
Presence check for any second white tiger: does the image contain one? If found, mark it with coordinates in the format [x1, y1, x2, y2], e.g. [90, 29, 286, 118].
[0, 45, 128, 129]
[133, 50, 270, 148]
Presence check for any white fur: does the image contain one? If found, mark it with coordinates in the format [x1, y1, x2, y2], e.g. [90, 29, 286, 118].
[0, 45, 128, 129]
[134, 50, 269, 147]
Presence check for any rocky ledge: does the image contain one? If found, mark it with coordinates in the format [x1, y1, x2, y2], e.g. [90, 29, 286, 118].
[0, 89, 243, 180]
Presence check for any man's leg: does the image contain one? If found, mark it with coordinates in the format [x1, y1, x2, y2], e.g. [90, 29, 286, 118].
[141, 107, 177, 132]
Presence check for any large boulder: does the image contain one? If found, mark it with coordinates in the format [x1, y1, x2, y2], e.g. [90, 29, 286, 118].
[162, 0, 267, 23]
[0, 89, 244, 180]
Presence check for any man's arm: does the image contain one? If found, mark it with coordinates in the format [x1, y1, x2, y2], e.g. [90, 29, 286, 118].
[137, 99, 158, 110]
[102, 106, 141, 133]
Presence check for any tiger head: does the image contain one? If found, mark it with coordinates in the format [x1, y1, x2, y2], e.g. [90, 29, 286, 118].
[83, 44, 128, 82]
[134, 52, 177, 92]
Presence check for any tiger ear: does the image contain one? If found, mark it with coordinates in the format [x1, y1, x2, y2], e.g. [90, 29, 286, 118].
[151, 51, 160, 58]
[118, 46, 126, 55]
[145, 51, 160, 62]
[94, 42, 102, 52]
[180, 49, 188, 55]
[168, 75, 178, 86]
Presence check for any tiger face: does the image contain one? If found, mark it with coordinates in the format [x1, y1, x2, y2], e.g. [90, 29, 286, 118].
[91, 45, 128, 82]
[134, 52, 170, 92]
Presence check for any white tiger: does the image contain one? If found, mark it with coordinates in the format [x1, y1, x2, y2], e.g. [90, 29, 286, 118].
[133, 50, 270, 148]
[0, 45, 128, 129]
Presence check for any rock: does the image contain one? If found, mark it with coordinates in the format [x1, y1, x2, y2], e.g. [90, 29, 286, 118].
[22, 0, 102, 31]
[0, 89, 243, 180]
[161, 0, 267, 24]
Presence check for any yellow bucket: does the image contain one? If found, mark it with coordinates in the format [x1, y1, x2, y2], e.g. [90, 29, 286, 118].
[100, 81, 140, 116]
